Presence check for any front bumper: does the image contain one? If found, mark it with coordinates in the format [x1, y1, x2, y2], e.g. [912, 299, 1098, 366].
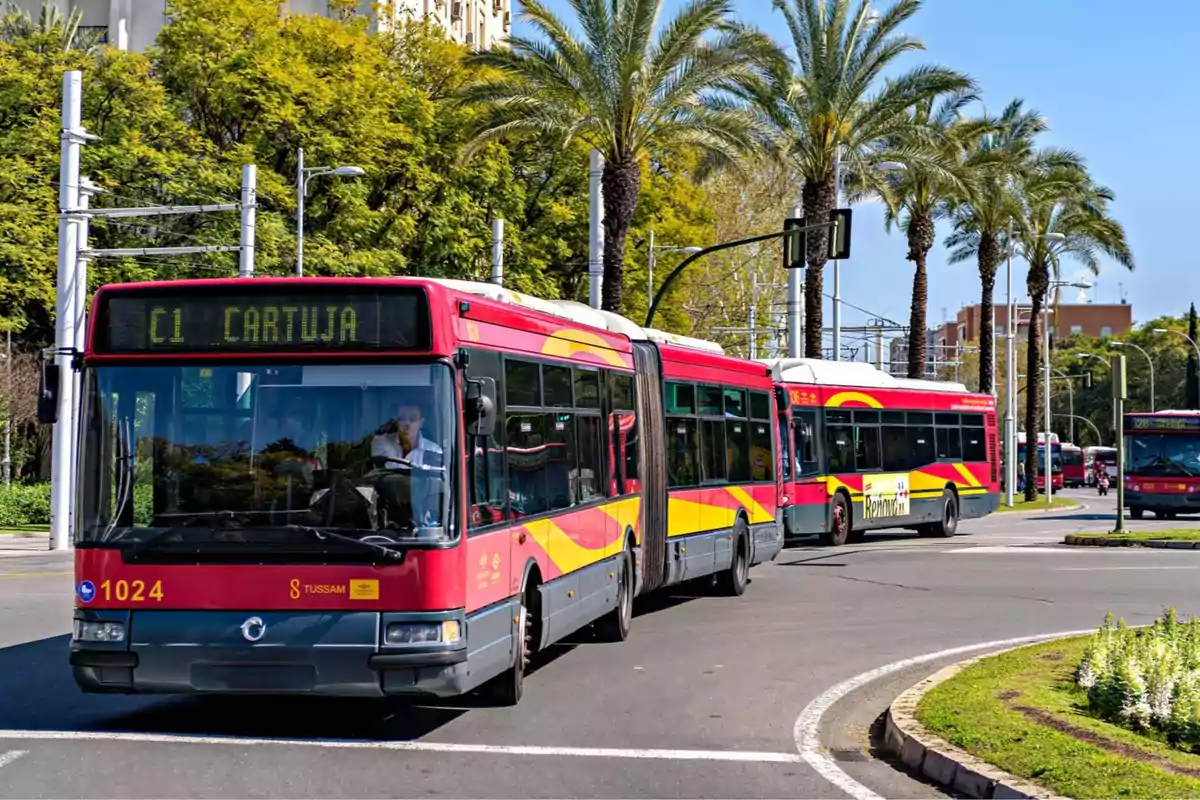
[71, 608, 472, 698]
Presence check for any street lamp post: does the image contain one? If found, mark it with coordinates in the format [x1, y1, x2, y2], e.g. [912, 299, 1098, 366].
[1152, 328, 1200, 403]
[1110, 341, 1154, 412]
[295, 147, 365, 277]
[1078, 352, 1115, 440]
[831, 153, 905, 361]
[646, 231, 702, 314]
[1041, 265, 1091, 505]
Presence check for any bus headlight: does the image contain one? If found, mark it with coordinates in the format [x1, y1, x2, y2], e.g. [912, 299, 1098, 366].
[385, 620, 462, 646]
[74, 620, 125, 643]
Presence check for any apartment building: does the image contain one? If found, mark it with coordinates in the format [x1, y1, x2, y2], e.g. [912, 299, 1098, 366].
[14, 0, 510, 52]
[890, 301, 1135, 377]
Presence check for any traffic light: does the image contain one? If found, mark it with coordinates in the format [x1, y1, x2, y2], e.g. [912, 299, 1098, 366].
[1083, 370, 1094, 389]
[828, 208, 853, 259]
[783, 217, 805, 271]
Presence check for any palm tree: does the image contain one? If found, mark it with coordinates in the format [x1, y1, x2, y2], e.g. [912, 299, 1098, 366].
[944, 100, 1047, 393]
[0, 1, 106, 52]
[754, 0, 972, 357]
[868, 90, 989, 377]
[459, 0, 778, 313]
[1015, 158, 1133, 500]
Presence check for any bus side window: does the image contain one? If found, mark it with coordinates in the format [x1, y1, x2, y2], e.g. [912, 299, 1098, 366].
[794, 410, 819, 477]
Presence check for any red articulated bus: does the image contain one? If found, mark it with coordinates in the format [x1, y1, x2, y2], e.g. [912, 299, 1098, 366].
[764, 359, 999, 546]
[59, 277, 782, 703]
[1125, 410, 1200, 519]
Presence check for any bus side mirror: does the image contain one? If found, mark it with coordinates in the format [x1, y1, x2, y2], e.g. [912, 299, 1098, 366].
[465, 377, 496, 438]
[36, 354, 60, 425]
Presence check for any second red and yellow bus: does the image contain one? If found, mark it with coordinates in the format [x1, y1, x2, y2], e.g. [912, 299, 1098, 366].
[764, 359, 999, 546]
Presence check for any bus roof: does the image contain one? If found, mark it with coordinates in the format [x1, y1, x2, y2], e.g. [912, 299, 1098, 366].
[760, 357, 970, 394]
[429, 279, 726, 354]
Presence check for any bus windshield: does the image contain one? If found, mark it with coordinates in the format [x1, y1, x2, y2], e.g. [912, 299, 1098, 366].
[1127, 433, 1200, 478]
[77, 362, 457, 553]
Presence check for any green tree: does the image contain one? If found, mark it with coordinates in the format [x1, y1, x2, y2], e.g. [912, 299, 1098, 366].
[944, 99, 1046, 393]
[458, 0, 776, 313]
[753, 0, 972, 357]
[1016, 157, 1133, 500]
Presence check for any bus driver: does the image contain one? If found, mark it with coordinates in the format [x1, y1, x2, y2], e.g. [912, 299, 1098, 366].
[370, 403, 444, 532]
[371, 403, 442, 469]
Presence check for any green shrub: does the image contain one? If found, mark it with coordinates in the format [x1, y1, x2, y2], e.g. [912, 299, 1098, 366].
[1078, 608, 1200, 749]
[0, 483, 52, 526]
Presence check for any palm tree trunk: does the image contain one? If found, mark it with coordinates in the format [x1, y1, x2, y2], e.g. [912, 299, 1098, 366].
[977, 232, 1000, 393]
[905, 212, 935, 379]
[801, 171, 837, 358]
[1023, 267, 1048, 502]
[600, 158, 642, 313]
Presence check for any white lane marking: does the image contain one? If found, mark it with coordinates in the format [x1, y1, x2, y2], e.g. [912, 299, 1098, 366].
[0, 731, 800, 763]
[0, 750, 28, 769]
[944, 546, 1090, 554]
[793, 629, 1092, 800]
[1053, 566, 1200, 572]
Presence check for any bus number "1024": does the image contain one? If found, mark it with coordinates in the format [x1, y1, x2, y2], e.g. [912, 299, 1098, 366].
[100, 579, 164, 602]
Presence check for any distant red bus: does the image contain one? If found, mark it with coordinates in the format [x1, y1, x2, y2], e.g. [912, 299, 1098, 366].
[1125, 411, 1200, 519]
[765, 359, 999, 546]
[57, 277, 782, 704]
[1061, 443, 1084, 488]
[1018, 433, 1063, 492]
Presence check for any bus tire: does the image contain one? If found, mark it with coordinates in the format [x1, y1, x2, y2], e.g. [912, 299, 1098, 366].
[1130, 507, 1144, 520]
[716, 519, 750, 596]
[596, 543, 633, 642]
[930, 490, 958, 538]
[821, 494, 851, 547]
[484, 586, 533, 706]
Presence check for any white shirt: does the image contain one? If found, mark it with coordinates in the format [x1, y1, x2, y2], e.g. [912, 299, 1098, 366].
[371, 433, 442, 469]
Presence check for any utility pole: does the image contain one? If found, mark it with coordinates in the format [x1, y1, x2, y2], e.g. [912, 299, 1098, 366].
[748, 270, 758, 360]
[50, 70, 87, 552]
[240, 164, 256, 278]
[588, 149, 604, 309]
[491, 218, 504, 285]
[785, 207, 804, 358]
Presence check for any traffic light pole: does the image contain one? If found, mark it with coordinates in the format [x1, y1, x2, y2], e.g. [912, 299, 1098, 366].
[644, 219, 837, 330]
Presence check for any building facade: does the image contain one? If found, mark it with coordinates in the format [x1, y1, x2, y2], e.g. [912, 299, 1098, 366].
[889, 301, 1134, 378]
[14, 0, 510, 52]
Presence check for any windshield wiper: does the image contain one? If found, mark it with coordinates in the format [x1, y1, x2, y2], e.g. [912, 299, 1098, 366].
[282, 525, 403, 562]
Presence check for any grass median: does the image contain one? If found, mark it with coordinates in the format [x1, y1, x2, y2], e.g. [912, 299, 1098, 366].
[994, 494, 1079, 513]
[1067, 529, 1200, 544]
[916, 636, 1200, 799]
[0, 523, 48, 536]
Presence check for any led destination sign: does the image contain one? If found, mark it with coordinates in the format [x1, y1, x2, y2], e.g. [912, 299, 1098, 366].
[95, 288, 429, 353]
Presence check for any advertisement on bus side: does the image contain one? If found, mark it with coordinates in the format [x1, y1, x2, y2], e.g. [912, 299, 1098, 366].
[862, 473, 911, 520]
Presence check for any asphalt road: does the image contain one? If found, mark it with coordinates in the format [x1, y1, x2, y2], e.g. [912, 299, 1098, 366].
[1, 489, 1197, 799]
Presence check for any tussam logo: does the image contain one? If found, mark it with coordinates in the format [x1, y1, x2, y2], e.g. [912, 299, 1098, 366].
[862, 475, 910, 520]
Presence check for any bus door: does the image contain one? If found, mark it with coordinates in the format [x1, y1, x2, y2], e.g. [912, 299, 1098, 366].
[788, 407, 825, 536]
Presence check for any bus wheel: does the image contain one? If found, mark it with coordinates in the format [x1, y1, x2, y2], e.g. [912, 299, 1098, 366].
[821, 495, 851, 546]
[1130, 507, 1144, 520]
[716, 519, 750, 596]
[931, 491, 958, 538]
[596, 546, 633, 641]
[486, 590, 531, 706]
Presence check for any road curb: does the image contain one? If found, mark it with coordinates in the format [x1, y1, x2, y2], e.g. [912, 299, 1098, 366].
[997, 503, 1082, 515]
[1062, 535, 1198, 549]
[882, 652, 1069, 800]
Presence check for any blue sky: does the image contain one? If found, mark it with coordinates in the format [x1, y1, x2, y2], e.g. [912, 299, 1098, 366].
[518, 0, 1197, 335]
